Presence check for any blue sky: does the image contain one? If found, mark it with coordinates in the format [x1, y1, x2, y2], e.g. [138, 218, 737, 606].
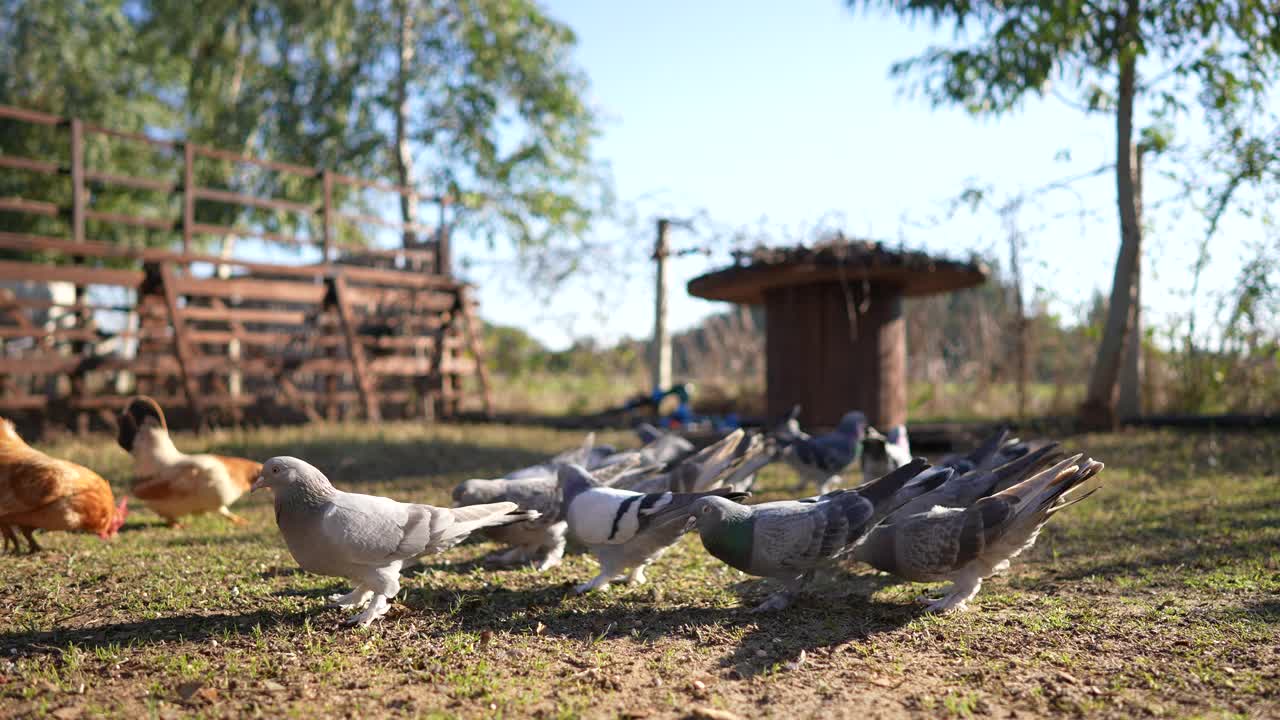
[454, 0, 1268, 350]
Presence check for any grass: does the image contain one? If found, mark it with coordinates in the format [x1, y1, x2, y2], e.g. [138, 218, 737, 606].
[1, 423, 1277, 719]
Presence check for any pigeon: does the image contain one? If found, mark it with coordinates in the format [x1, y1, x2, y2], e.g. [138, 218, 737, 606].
[875, 440, 1064, 523]
[450, 433, 718, 571]
[451, 433, 652, 571]
[686, 458, 948, 611]
[254, 456, 539, 627]
[852, 452, 1104, 613]
[612, 428, 774, 495]
[768, 404, 807, 445]
[860, 424, 913, 483]
[452, 473, 570, 571]
[558, 464, 750, 595]
[779, 410, 868, 494]
[632, 423, 696, 465]
[503, 433, 618, 480]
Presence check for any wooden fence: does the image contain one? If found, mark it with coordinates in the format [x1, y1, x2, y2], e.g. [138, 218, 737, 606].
[0, 103, 492, 431]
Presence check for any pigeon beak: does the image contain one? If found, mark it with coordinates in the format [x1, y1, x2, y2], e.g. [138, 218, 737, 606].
[251, 475, 267, 492]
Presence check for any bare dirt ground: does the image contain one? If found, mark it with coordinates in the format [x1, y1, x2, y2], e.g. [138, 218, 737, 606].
[2, 423, 1277, 719]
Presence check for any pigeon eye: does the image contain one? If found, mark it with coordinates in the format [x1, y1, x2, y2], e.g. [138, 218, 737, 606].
[272, 466, 280, 474]
[701, 506, 711, 514]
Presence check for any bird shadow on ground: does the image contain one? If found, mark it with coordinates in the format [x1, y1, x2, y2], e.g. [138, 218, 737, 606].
[0, 608, 320, 658]
[395, 568, 926, 679]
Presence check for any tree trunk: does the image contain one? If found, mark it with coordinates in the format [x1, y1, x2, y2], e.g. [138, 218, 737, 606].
[395, 0, 418, 247]
[1117, 150, 1144, 420]
[1079, 26, 1142, 431]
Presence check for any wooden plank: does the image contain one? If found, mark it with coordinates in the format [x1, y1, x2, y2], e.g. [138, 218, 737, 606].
[330, 274, 380, 421]
[0, 395, 49, 410]
[189, 222, 307, 247]
[185, 329, 309, 346]
[0, 259, 143, 287]
[339, 246, 436, 262]
[0, 356, 84, 374]
[0, 197, 60, 217]
[168, 275, 326, 304]
[84, 170, 177, 193]
[85, 210, 178, 231]
[367, 356, 433, 375]
[0, 327, 98, 341]
[329, 172, 443, 202]
[69, 394, 256, 410]
[340, 264, 458, 290]
[179, 307, 308, 325]
[342, 285, 457, 311]
[190, 144, 318, 178]
[84, 123, 180, 150]
[159, 265, 203, 419]
[0, 155, 61, 175]
[333, 210, 434, 235]
[0, 104, 62, 125]
[192, 186, 317, 215]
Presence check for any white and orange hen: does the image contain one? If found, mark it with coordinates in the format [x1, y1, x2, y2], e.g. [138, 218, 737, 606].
[116, 396, 259, 526]
[0, 417, 127, 553]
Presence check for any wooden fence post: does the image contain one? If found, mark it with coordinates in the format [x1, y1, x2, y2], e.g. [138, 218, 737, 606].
[68, 117, 88, 429]
[321, 170, 333, 263]
[436, 198, 450, 276]
[330, 273, 380, 422]
[158, 263, 202, 423]
[182, 143, 195, 255]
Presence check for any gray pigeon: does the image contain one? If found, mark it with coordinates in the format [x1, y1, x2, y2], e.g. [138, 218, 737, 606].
[686, 458, 947, 611]
[503, 433, 618, 480]
[874, 440, 1064, 523]
[612, 428, 774, 495]
[852, 453, 1104, 613]
[254, 456, 538, 626]
[559, 464, 750, 594]
[779, 410, 868, 494]
[450, 434, 640, 571]
[632, 423, 696, 465]
[452, 473, 569, 571]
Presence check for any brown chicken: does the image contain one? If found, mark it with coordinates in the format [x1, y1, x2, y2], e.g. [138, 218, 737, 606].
[116, 396, 259, 526]
[0, 417, 128, 553]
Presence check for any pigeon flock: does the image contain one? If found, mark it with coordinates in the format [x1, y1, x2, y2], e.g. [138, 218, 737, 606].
[0, 396, 1107, 628]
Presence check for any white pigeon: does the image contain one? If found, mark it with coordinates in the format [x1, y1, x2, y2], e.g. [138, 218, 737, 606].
[558, 464, 750, 595]
[254, 456, 539, 627]
[860, 424, 913, 483]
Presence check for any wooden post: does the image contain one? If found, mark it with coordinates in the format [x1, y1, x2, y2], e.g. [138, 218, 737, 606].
[321, 170, 333, 264]
[436, 199, 450, 276]
[330, 273, 380, 422]
[69, 119, 86, 245]
[182, 143, 195, 255]
[68, 118, 88, 429]
[651, 218, 671, 394]
[158, 264, 202, 424]
[456, 286, 493, 417]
